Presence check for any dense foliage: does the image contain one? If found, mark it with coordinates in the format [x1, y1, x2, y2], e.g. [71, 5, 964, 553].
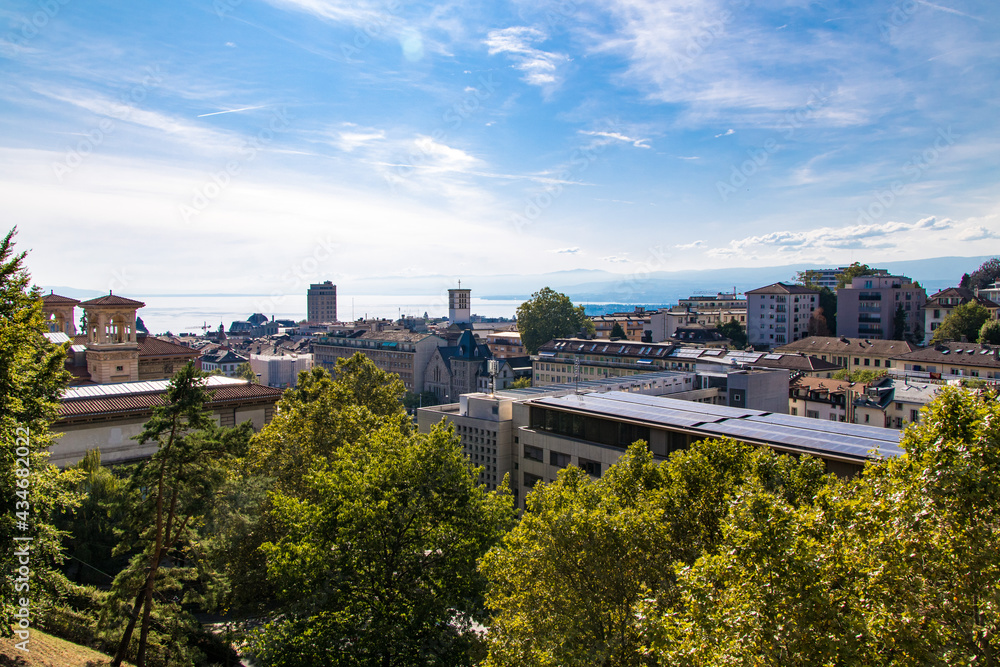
[516, 287, 594, 355]
[0, 229, 82, 637]
[931, 301, 991, 344]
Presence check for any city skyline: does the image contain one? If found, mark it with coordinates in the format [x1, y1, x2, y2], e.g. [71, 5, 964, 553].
[2, 0, 998, 295]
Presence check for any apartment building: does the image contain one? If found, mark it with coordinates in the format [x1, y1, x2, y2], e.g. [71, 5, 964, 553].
[853, 376, 941, 429]
[924, 288, 999, 340]
[836, 274, 926, 340]
[486, 331, 526, 358]
[775, 336, 916, 374]
[746, 283, 819, 348]
[419, 378, 902, 509]
[307, 281, 338, 323]
[312, 330, 446, 391]
[893, 342, 1000, 380]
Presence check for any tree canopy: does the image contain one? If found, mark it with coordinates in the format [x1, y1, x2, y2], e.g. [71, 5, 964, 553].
[516, 287, 594, 354]
[964, 257, 1000, 291]
[835, 262, 880, 289]
[249, 421, 514, 667]
[609, 322, 627, 339]
[0, 228, 82, 637]
[930, 301, 990, 344]
[717, 320, 747, 348]
[979, 318, 1000, 345]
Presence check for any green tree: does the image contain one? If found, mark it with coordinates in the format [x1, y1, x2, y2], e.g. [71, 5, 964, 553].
[836, 262, 879, 289]
[510, 376, 532, 389]
[892, 303, 907, 340]
[402, 390, 438, 410]
[110, 362, 253, 667]
[930, 301, 990, 343]
[610, 322, 627, 339]
[717, 320, 747, 348]
[979, 318, 1000, 344]
[249, 421, 514, 667]
[242, 356, 410, 496]
[216, 355, 412, 615]
[967, 257, 1000, 290]
[516, 287, 594, 355]
[0, 228, 82, 636]
[793, 272, 837, 334]
[832, 368, 887, 383]
[853, 387, 1000, 663]
[236, 361, 257, 383]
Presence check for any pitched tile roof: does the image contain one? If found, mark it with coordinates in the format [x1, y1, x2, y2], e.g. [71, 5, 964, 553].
[775, 336, 916, 357]
[41, 292, 81, 305]
[746, 282, 820, 295]
[894, 342, 1000, 368]
[138, 336, 200, 358]
[58, 379, 283, 421]
[79, 293, 146, 308]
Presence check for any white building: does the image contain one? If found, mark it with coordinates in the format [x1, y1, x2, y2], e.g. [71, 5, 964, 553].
[250, 353, 314, 388]
[746, 283, 820, 349]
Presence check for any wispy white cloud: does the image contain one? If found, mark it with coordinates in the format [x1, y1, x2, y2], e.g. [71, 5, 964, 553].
[485, 27, 569, 88]
[335, 127, 386, 151]
[708, 216, 955, 257]
[914, 0, 984, 21]
[553, 247, 580, 254]
[258, 0, 384, 25]
[675, 240, 705, 250]
[957, 225, 998, 241]
[715, 129, 734, 138]
[602, 255, 629, 263]
[579, 130, 650, 148]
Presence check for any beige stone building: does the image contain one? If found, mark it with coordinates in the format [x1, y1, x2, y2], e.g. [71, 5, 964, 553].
[51, 376, 283, 467]
[775, 336, 916, 374]
[312, 330, 447, 392]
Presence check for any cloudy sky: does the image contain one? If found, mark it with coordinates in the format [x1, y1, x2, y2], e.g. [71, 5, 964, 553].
[2, 0, 998, 295]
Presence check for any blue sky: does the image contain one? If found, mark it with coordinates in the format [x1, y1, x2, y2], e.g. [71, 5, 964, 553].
[2, 0, 998, 296]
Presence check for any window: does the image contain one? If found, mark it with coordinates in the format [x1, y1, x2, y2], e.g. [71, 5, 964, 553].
[790, 408, 797, 416]
[523, 472, 543, 488]
[875, 359, 881, 367]
[895, 402, 903, 411]
[550, 451, 571, 468]
[732, 392, 742, 402]
[579, 458, 602, 477]
[864, 358, 870, 366]
[116, 365, 124, 372]
[854, 358, 860, 366]
[910, 409, 920, 422]
[523, 445, 543, 462]
[806, 410, 820, 419]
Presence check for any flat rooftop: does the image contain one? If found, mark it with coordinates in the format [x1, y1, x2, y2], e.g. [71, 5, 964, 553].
[529, 391, 903, 463]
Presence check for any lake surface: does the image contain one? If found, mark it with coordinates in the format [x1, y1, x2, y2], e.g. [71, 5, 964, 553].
[134, 294, 525, 336]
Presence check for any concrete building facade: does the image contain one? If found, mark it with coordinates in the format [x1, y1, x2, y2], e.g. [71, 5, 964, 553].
[746, 283, 819, 348]
[312, 330, 447, 392]
[307, 281, 337, 323]
[836, 274, 926, 341]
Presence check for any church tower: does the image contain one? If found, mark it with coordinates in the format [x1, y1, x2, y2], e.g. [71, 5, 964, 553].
[448, 281, 471, 324]
[80, 293, 145, 383]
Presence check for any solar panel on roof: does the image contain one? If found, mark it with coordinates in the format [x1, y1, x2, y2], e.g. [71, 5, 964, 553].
[702, 349, 724, 356]
[764, 354, 781, 359]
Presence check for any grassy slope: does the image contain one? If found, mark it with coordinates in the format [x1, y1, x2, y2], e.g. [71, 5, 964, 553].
[0, 628, 134, 667]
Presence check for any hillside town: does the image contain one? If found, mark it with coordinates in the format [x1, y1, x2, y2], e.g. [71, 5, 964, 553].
[39, 264, 1000, 503]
